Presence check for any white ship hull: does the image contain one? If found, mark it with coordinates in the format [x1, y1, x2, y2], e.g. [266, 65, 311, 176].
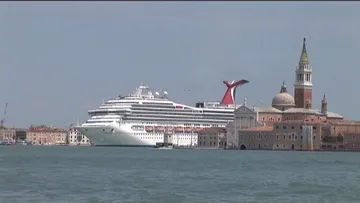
[75, 123, 198, 147]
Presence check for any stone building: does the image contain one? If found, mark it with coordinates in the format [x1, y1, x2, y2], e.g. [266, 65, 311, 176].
[14, 128, 27, 141]
[238, 120, 323, 151]
[343, 133, 360, 151]
[68, 128, 91, 146]
[197, 127, 226, 149]
[320, 120, 360, 151]
[26, 125, 68, 145]
[0, 127, 16, 143]
[227, 38, 360, 151]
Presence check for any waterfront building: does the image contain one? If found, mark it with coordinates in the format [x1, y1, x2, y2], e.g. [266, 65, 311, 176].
[238, 120, 323, 151]
[0, 127, 16, 143]
[68, 128, 91, 146]
[197, 127, 226, 149]
[26, 125, 68, 145]
[227, 38, 359, 151]
[343, 132, 360, 151]
[15, 128, 27, 141]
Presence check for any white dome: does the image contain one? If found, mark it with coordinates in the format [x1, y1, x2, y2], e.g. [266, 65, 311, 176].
[272, 93, 295, 107]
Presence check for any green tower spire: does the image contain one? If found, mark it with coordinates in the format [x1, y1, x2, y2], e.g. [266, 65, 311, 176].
[299, 38, 309, 64]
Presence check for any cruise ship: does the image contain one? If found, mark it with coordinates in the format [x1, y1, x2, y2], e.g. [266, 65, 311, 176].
[75, 80, 249, 147]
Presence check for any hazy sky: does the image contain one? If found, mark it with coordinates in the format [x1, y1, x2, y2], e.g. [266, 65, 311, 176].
[1, 2, 360, 128]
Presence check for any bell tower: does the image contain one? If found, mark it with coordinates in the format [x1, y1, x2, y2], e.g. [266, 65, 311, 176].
[321, 93, 327, 114]
[294, 38, 313, 108]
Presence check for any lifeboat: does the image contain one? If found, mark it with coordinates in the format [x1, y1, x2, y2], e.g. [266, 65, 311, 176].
[174, 127, 183, 131]
[145, 126, 154, 131]
[155, 126, 165, 131]
[184, 127, 193, 131]
[165, 127, 174, 131]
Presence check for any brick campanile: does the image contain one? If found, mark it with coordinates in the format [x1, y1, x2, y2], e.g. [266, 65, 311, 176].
[294, 38, 313, 108]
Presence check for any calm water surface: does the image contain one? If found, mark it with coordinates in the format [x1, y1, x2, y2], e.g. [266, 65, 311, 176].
[0, 146, 359, 203]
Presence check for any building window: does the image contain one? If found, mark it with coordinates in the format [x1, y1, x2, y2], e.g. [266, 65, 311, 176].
[276, 125, 279, 129]
[313, 126, 316, 130]
[283, 126, 287, 129]
[291, 126, 294, 129]
[300, 136, 303, 139]
[313, 136, 315, 140]
[284, 136, 286, 140]
[276, 135, 279, 139]
[288, 136, 291, 140]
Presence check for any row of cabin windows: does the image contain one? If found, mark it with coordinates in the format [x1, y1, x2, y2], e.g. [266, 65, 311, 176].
[276, 125, 317, 130]
[133, 133, 196, 137]
[139, 136, 194, 140]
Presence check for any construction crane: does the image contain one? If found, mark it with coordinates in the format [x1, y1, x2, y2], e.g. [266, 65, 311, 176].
[0, 102, 8, 129]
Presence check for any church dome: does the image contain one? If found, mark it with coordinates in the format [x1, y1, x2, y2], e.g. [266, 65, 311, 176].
[272, 93, 295, 106]
[271, 81, 295, 110]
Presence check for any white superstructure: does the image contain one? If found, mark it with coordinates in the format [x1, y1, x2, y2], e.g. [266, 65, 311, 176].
[75, 80, 249, 147]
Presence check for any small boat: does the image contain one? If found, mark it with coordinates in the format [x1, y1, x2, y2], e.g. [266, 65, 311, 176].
[0, 139, 12, 145]
[154, 142, 173, 149]
[157, 147, 173, 150]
